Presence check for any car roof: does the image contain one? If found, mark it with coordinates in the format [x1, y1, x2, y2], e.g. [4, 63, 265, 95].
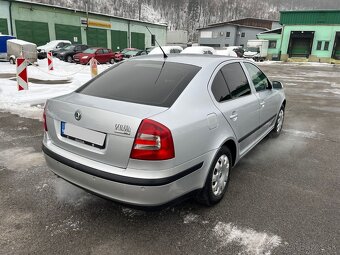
[131, 54, 240, 68]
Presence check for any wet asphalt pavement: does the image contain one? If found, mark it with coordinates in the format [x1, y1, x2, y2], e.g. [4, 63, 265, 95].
[0, 63, 339, 254]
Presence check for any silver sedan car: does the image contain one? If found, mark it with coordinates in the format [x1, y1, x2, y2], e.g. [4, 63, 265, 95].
[42, 55, 286, 207]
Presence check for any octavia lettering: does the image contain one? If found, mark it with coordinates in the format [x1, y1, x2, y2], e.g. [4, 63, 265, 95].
[114, 124, 131, 135]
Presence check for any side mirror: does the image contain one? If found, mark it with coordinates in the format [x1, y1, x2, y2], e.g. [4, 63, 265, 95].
[272, 81, 283, 90]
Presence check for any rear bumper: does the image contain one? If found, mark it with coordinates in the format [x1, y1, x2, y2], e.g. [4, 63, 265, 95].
[42, 142, 213, 207]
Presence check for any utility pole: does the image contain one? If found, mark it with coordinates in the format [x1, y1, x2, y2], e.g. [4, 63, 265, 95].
[138, 0, 142, 20]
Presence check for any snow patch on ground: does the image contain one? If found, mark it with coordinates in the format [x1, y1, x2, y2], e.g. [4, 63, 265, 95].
[45, 215, 82, 236]
[283, 129, 325, 139]
[213, 222, 282, 255]
[323, 88, 340, 95]
[183, 213, 199, 224]
[0, 147, 44, 171]
[121, 207, 145, 218]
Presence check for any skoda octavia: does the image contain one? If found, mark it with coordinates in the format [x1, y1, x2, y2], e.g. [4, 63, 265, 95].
[42, 55, 286, 207]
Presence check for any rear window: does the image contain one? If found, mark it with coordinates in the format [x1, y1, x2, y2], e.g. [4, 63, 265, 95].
[76, 60, 201, 107]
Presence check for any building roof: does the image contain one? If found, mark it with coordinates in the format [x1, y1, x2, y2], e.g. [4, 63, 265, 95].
[198, 17, 278, 31]
[258, 28, 282, 34]
[280, 10, 340, 25]
[7, 0, 167, 27]
[197, 23, 268, 31]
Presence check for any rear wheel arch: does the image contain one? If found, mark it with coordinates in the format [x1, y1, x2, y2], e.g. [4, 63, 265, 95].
[222, 139, 237, 166]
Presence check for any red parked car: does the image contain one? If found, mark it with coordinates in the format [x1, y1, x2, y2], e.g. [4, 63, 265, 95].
[73, 47, 115, 64]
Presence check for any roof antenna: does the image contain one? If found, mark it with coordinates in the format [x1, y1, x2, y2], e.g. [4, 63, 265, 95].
[145, 26, 167, 59]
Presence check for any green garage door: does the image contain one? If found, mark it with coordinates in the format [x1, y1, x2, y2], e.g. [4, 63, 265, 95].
[111, 30, 127, 51]
[15, 20, 49, 46]
[86, 28, 107, 48]
[131, 32, 145, 49]
[55, 24, 82, 44]
[0, 18, 9, 35]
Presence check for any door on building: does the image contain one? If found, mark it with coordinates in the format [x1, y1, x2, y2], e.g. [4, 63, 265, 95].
[131, 32, 145, 49]
[55, 24, 82, 44]
[111, 30, 127, 51]
[15, 20, 50, 46]
[332, 32, 340, 60]
[288, 31, 314, 58]
[86, 27, 107, 48]
[0, 18, 9, 35]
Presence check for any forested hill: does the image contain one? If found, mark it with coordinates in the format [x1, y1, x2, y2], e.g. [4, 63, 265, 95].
[29, 0, 340, 40]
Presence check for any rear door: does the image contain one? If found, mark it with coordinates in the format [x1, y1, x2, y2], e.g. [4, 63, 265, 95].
[243, 62, 279, 135]
[209, 61, 260, 154]
[95, 49, 104, 63]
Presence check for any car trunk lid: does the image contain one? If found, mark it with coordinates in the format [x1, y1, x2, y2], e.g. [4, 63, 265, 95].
[46, 93, 168, 169]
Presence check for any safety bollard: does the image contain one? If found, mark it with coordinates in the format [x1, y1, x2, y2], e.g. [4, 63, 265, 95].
[47, 52, 54, 71]
[16, 57, 28, 91]
[90, 57, 98, 78]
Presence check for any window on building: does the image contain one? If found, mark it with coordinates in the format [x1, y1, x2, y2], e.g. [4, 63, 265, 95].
[226, 32, 230, 38]
[324, 41, 330, 51]
[151, 35, 156, 46]
[269, 40, 277, 49]
[241, 32, 245, 37]
[317, 41, 322, 50]
[225, 44, 229, 47]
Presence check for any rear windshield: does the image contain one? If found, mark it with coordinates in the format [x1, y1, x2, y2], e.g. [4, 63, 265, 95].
[76, 60, 201, 107]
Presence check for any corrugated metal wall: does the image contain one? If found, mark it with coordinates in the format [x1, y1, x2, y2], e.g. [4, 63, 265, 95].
[131, 32, 145, 49]
[55, 24, 82, 44]
[0, 18, 8, 34]
[86, 27, 107, 48]
[111, 30, 127, 51]
[15, 20, 50, 46]
[280, 11, 340, 25]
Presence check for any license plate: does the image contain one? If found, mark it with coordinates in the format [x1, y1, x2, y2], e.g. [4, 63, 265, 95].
[61, 122, 106, 147]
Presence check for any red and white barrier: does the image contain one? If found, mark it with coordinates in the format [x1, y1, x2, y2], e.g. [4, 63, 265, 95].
[90, 57, 98, 78]
[16, 57, 28, 91]
[47, 52, 54, 71]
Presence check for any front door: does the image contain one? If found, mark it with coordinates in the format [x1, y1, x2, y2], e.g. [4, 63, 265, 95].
[243, 62, 279, 135]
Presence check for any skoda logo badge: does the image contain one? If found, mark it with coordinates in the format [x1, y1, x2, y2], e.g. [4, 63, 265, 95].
[74, 110, 82, 121]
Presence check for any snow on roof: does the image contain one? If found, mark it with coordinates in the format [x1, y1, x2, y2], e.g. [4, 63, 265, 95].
[7, 39, 36, 46]
[181, 46, 216, 54]
[149, 46, 183, 54]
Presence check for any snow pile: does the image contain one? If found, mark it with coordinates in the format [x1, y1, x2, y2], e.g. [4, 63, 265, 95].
[213, 222, 282, 255]
[0, 58, 111, 120]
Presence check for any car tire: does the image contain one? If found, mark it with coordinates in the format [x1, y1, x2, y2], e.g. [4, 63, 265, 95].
[67, 55, 73, 63]
[109, 58, 115, 64]
[270, 106, 285, 137]
[196, 146, 232, 206]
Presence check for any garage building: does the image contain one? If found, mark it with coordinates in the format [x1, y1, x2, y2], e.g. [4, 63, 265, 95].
[0, 0, 167, 50]
[257, 10, 340, 63]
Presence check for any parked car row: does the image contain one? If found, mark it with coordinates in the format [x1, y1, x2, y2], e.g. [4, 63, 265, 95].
[1, 35, 248, 65]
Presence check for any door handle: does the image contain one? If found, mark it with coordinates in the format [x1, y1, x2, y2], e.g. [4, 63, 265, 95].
[229, 112, 238, 121]
[260, 101, 265, 108]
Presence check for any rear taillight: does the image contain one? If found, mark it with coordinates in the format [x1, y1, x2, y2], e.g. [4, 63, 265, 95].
[43, 106, 48, 131]
[130, 119, 175, 160]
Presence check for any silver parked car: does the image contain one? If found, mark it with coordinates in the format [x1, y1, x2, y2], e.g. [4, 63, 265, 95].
[42, 55, 286, 207]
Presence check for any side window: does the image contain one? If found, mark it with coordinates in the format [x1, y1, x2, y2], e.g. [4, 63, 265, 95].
[96, 49, 104, 54]
[221, 63, 251, 98]
[211, 71, 231, 102]
[244, 63, 270, 92]
[103, 49, 109, 54]
[74, 46, 81, 51]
